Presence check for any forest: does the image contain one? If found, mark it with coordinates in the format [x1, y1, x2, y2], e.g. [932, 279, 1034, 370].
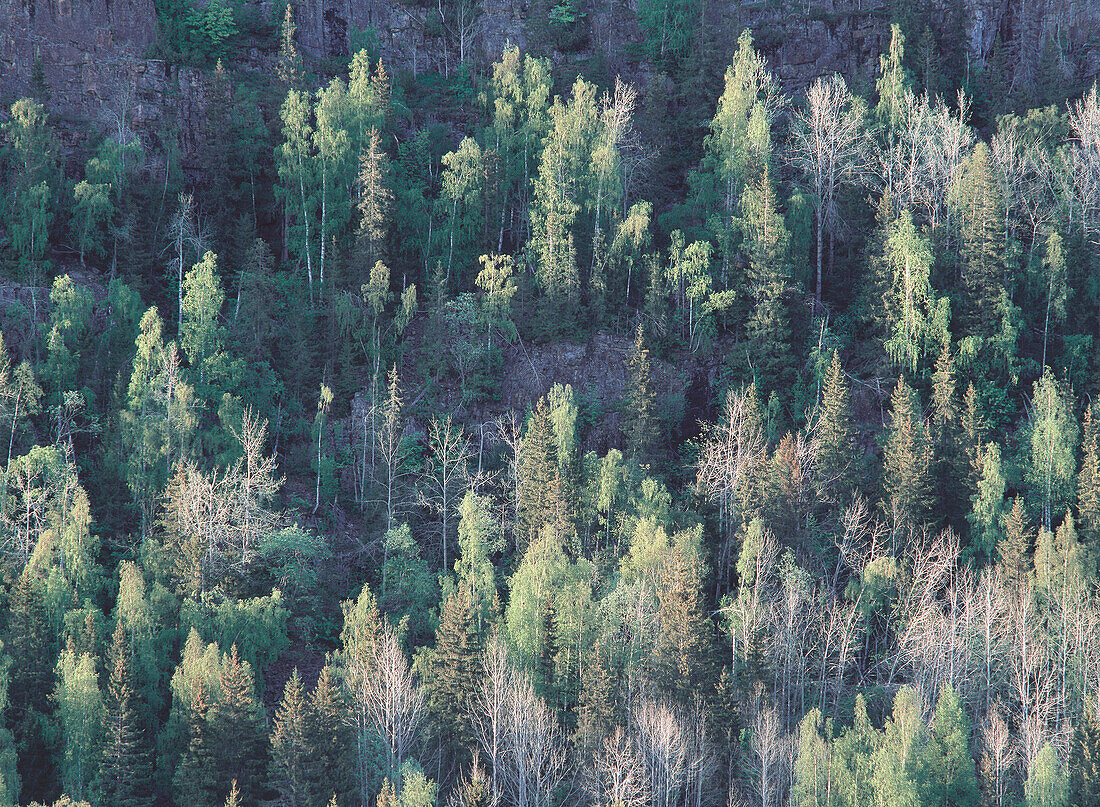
[1, 1, 1100, 806]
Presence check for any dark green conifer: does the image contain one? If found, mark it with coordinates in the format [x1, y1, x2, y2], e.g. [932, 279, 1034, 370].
[270, 668, 312, 807]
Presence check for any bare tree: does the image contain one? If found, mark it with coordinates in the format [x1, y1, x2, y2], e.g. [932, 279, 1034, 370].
[631, 698, 687, 807]
[363, 621, 426, 779]
[472, 632, 512, 807]
[588, 727, 650, 807]
[166, 193, 201, 334]
[788, 74, 865, 303]
[750, 704, 785, 807]
[501, 665, 567, 807]
[420, 415, 473, 571]
[696, 386, 766, 584]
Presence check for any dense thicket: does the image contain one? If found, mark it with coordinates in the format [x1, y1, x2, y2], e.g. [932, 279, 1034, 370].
[1, 7, 1100, 807]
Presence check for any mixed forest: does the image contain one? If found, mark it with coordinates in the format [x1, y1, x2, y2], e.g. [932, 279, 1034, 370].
[2, 4, 1100, 807]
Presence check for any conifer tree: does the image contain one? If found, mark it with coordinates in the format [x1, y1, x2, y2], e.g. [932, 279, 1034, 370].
[270, 668, 312, 807]
[922, 684, 980, 807]
[358, 127, 392, 266]
[94, 621, 147, 807]
[1078, 403, 1100, 565]
[425, 585, 482, 763]
[623, 324, 659, 467]
[214, 645, 268, 804]
[1070, 709, 1100, 807]
[882, 376, 933, 533]
[1000, 497, 1033, 587]
[516, 397, 559, 551]
[174, 678, 220, 807]
[952, 141, 1006, 342]
[814, 351, 856, 508]
[655, 544, 712, 704]
[742, 164, 792, 382]
[308, 664, 354, 807]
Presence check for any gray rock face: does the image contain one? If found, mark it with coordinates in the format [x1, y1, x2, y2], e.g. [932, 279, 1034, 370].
[1, 0, 1096, 157]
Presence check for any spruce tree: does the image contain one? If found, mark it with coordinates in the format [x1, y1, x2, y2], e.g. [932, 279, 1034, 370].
[515, 397, 559, 551]
[174, 679, 220, 807]
[214, 645, 267, 805]
[425, 585, 482, 763]
[655, 545, 712, 704]
[1079, 403, 1100, 568]
[882, 376, 933, 533]
[308, 665, 354, 807]
[814, 351, 856, 508]
[922, 684, 980, 807]
[1070, 709, 1100, 807]
[952, 141, 1006, 343]
[94, 622, 147, 807]
[623, 323, 659, 467]
[270, 669, 312, 807]
[1000, 497, 1033, 587]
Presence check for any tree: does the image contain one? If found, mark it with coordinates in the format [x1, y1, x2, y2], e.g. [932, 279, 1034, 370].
[93, 621, 147, 807]
[1079, 403, 1100, 561]
[213, 645, 268, 804]
[340, 584, 386, 799]
[871, 686, 926, 807]
[623, 324, 659, 466]
[308, 665, 354, 807]
[1000, 497, 1033, 586]
[180, 252, 226, 383]
[425, 584, 482, 763]
[488, 45, 551, 251]
[882, 377, 933, 534]
[421, 415, 472, 571]
[358, 126, 392, 266]
[789, 73, 865, 302]
[439, 137, 484, 288]
[475, 253, 518, 352]
[654, 542, 712, 703]
[1026, 742, 1068, 807]
[1070, 708, 1100, 807]
[882, 211, 949, 374]
[952, 141, 1006, 342]
[515, 398, 560, 551]
[379, 523, 436, 643]
[2, 98, 56, 267]
[363, 622, 426, 781]
[968, 442, 1006, 563]
[742, 164, 792, 380]
[814, 351, 856, 508]
[455, 490, 501, 633]
[530, 77, 598, 317]
[922, 684, 979, 807]
[701, 30, 779, 272]
[270, 668, 312, 807]
[313, 383, 334, 514]
[1039, 230, 1067, 369]
[792, 708, 831, 807]
[55, 647, 103, 802]
[174, 678, 219, 807]
[1026, 368, 1079, 531]
[277, 88, 318, 300]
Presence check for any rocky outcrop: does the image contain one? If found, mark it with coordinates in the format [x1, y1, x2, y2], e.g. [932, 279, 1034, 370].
[0, 0, 1096, 160]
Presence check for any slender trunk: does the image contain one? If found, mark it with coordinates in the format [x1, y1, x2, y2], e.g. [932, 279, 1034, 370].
[816, 204, 824, 304]
[297, 151, 314, 303]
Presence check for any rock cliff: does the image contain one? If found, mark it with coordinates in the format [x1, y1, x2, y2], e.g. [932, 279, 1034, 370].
[2, 0, 1097, 156]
